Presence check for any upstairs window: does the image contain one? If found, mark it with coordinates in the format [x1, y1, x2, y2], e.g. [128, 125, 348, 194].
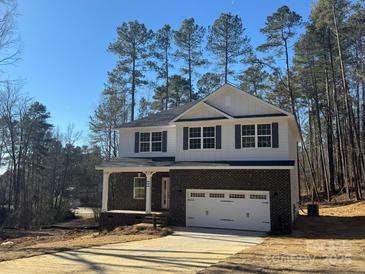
[257, 124, 271, 147]
[151, 132, 162, 151]
[140, 133, 150, 152]
[242, 125, 255, 148]
[139, 132, 162, 152]
[241, 124, 272, 148]
[189, 127, 201, 149]
[189, 127, 215, 149]
[203, 127, 215, 148]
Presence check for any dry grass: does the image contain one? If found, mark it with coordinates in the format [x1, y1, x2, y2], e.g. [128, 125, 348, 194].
[0, 223, 172, 262]
[201, 201, 365, 273]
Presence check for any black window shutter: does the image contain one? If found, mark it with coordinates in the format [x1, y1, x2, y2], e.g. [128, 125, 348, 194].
[134, 132, 139, 153]
[235, 124, 241, 149]
[216, 125, 222, 149]
[162, 131, 168, 152]
[183, 127, 188, 150]
[272, 122, 279, 148]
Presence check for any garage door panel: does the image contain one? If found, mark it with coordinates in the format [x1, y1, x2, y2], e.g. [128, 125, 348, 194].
[186, 190, 270, 232]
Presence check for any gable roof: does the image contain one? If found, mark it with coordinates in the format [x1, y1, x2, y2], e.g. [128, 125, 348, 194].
[117, 83, 296, 130]
[117, 99, 202, 128]
[170, 83, 293, 122]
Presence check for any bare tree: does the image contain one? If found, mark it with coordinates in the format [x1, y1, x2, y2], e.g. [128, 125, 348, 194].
[0, 0, 20, 72]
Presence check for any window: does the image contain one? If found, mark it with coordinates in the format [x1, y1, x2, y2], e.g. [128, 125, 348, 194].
[189, 127, 201, 149]
[241, 124, 272, 148]
[203, 127, 215, 149]
[242, 125, 255, 148]
[133, 177, 145, 199]
[250, 194, 267, 200]
[209, 193, 225, 198]
[140, 132, 150, 152]
[189, 127, 215, 149]
[190, 192, 205, 198]
[139, 132, 162, 152]
[151, 132, 162, 152]
[257, 124, 271, 147]
[229, 193, 245, 199]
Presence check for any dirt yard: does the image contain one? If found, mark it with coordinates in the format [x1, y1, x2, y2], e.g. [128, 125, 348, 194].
[201, 201, 365, 273]
[0, 221, 171, 262]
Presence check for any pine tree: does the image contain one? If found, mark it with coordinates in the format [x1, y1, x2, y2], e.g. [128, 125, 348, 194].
[257, 5, 302, 120]
[138, 97, 151, 118]
[153, 24, 174, 110]
[207, 13, 250, 83]
[108, 20, 154, 121]
[174, 18, 206, 101]
[196, 72, 223, 98]
[238, 63, 270, 97]
[151, 85, 167, 112]
[168, 75, 190, 107]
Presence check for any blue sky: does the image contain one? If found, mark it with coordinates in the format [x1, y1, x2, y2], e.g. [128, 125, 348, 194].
[7, 0, 312, 145]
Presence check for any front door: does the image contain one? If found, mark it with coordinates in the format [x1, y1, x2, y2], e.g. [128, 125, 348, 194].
[161, 177, 170, 209]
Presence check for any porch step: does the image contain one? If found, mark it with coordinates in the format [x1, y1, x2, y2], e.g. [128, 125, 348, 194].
[143, 214, 169, 227]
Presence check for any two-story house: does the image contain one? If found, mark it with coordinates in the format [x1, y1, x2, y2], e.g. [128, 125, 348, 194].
[96, 84, 300, 232]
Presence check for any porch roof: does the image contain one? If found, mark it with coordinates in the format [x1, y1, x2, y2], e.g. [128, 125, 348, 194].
[96, 157, 295, 171]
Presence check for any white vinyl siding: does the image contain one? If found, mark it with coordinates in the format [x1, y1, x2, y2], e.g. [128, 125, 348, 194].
[176, 120, 289, 161]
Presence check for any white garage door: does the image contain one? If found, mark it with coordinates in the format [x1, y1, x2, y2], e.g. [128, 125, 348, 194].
[186, 189, 270, 232]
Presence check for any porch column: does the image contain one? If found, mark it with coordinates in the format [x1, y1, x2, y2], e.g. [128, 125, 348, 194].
[101, 170, 110, 212]
[145, 171, 155, 214]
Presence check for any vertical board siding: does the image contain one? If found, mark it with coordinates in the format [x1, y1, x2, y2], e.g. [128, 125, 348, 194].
[204, 86, 281, 117]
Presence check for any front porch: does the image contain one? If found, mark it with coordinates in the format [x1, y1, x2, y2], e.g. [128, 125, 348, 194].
[97, 159, 173, 229]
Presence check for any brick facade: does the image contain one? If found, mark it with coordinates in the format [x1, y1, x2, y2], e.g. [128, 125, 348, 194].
[105, 169, 292, 233]
[169, 169, 292, 232]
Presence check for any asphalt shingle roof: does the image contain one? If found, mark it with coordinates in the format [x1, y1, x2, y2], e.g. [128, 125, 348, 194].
[118, 100, 202, 128]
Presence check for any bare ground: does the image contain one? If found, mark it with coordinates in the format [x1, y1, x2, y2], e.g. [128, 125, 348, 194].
[200, 201, 365, 273]
[0, 222, 171, 262]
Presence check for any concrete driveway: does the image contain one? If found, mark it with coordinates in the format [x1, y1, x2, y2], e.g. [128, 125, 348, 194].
[0, 227, 265, 274]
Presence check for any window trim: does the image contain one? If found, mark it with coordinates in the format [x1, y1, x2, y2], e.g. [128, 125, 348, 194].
[188, 127, 202, 150]
[133, 177, 145, 200]
[241, 124, 256, 148]
[139, 131, 162, 153]
[188, 126, 216, 150]
[257, 124, 272, 148]
[240, 123, 272, 149]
